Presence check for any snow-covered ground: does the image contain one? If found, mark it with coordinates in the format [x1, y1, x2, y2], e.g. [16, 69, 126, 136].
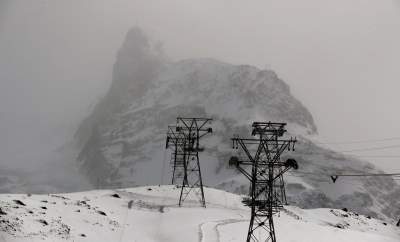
[0, 186, 399, 242]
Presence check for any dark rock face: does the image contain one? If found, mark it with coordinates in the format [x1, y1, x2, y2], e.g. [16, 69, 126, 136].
[74, 27, 165, 148]
[110, 27, 166, 102]
[75, 27, 399, 221]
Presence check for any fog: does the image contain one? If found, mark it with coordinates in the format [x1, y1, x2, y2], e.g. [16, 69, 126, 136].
[0, 0, 400, 183]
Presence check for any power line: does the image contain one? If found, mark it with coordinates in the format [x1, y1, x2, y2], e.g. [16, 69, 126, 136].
[308, 134, 400, 153]
[333, 173, 400, 177]
[286, 173, 386, 186]
[338, 144, 400, 153]
[290, 171, 400, 177]
[297, 148, 400, 160]
[314, 136, 400, 145]
[297, 151, 400, 158]
[288, 171, 400, 184]
[352, 155, 400, 158]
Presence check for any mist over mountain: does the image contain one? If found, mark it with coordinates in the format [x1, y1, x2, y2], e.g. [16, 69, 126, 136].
[74, 27, 399, 222]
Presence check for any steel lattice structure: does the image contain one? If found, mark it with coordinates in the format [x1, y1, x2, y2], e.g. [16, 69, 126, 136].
[166, 125, 186, 185]
[166, 117, 212, 207]
[229, 122, 298, 242]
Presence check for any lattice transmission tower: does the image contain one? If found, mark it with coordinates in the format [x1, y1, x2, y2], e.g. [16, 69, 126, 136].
[166, 117, 212, 207]
[229, 122, 298, 242]
[166, 125, 186, 185]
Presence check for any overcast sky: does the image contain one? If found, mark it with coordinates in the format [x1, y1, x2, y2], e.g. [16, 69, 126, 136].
[1, 0, 400, 172]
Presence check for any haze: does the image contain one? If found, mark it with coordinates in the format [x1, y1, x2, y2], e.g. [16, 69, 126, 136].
[0, 0, 399, 178]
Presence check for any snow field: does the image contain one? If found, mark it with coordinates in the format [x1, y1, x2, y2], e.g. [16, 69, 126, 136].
[0, 185, 399, 242]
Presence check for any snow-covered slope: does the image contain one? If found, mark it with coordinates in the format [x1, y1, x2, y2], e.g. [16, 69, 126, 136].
[0, 186, 399, 242]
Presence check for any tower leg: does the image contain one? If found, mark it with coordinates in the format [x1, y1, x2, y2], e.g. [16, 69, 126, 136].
[269, 215, 276, 242]
[179, 150, 188, 207]
[172, 149, 177, 184]
[196, 153, 206, 207]
[246, 206, 256, 242]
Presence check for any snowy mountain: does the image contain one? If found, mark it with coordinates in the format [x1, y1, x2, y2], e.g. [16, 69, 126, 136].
[1, 186, 399, 242]
[74, 27, 400, 222]
[0, 144, 92, 195]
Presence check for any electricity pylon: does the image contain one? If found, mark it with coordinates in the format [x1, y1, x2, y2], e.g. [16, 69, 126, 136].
[166, 125, 186, 185]
[229, 122, 298, 242]
[166, 117, 212, 207]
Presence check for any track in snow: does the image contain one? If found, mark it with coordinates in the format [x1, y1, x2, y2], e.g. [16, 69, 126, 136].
[199, 218, 247, 242]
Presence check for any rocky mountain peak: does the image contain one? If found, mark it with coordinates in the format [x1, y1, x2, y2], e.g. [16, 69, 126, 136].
[74, 28, 399, 222]
[110, 27, 166, 102]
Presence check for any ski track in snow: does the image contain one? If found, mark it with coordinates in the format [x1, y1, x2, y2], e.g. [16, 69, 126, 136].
[199, 218, 248, 242]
